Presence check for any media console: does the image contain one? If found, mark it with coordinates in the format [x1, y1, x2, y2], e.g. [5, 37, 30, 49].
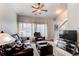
[56, 30, 77, 55]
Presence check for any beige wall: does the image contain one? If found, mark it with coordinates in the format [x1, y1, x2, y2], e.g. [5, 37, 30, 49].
[68, 4, 79, 30]
[18, 15, 54, 40]
[56, 10, 68, 30]
[54, 9, 68, 41]
[0, 3, 17, 34]
[68, 4, 79, 43]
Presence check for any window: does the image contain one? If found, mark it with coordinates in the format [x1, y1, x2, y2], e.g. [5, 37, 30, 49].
[18, 23, 33, 37]
[24, 23, 32, 37]
[18, 22, 48, 38]
[36, 24, 47, 38]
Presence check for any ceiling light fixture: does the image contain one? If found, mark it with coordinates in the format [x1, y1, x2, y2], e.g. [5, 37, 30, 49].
[56, 9, 62, 14]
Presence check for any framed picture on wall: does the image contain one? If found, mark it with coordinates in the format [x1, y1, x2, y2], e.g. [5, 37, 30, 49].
[54, 24, 58, 30]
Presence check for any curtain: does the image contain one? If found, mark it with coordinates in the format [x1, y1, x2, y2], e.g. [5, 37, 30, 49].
[36, 24, 47, 38]
[18, 22, 48, 39]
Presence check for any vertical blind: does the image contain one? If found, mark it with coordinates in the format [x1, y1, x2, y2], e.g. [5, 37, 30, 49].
[18, 22, 48, 38]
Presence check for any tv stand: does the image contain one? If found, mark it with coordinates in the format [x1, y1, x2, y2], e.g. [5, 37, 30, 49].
[54, 30, 78, 56]
[53, 45, 72, 56]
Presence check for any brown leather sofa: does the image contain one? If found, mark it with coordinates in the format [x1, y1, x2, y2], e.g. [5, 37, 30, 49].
[3, 33, 33, 56]
[3, 44, 33, 56]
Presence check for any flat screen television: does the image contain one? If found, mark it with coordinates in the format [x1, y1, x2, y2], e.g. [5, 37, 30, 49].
[58, 30, 77, 55]
[59, 30, 77, 42]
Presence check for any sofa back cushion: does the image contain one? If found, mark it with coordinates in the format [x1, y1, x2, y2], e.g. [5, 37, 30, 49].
[11, 34, 23, 46]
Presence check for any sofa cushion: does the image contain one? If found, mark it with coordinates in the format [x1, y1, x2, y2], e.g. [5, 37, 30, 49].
[11, 34, 23, 47]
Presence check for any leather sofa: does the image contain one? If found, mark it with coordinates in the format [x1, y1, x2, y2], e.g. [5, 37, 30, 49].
[2, 34, 34, 56]
[3, 44, 33, 56]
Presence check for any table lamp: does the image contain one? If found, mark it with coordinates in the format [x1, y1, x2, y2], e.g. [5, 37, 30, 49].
[0, 32, 16, 45]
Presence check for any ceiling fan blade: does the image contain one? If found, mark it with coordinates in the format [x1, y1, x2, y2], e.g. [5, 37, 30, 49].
[32, 6, 38, 9]
[40, 4, 44, 8]
[41, 10, 48, 12]
[39, 12, 41, 14]
[37, 3, 41, 9]
[32, 10, 37, 13]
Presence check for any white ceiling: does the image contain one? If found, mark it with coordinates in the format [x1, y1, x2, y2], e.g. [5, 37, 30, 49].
[10, 3, 67, 19]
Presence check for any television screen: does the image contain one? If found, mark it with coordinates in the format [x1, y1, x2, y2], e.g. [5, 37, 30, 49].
[59, 30, 77, 42]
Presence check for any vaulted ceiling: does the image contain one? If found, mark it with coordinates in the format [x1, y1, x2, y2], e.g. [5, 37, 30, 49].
[10, 3, 67, 19]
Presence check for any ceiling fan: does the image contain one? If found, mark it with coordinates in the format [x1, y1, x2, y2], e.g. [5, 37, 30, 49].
[32, 3, 48, 14]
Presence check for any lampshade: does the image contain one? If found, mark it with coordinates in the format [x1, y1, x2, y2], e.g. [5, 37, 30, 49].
[0, 33, 16, 45]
